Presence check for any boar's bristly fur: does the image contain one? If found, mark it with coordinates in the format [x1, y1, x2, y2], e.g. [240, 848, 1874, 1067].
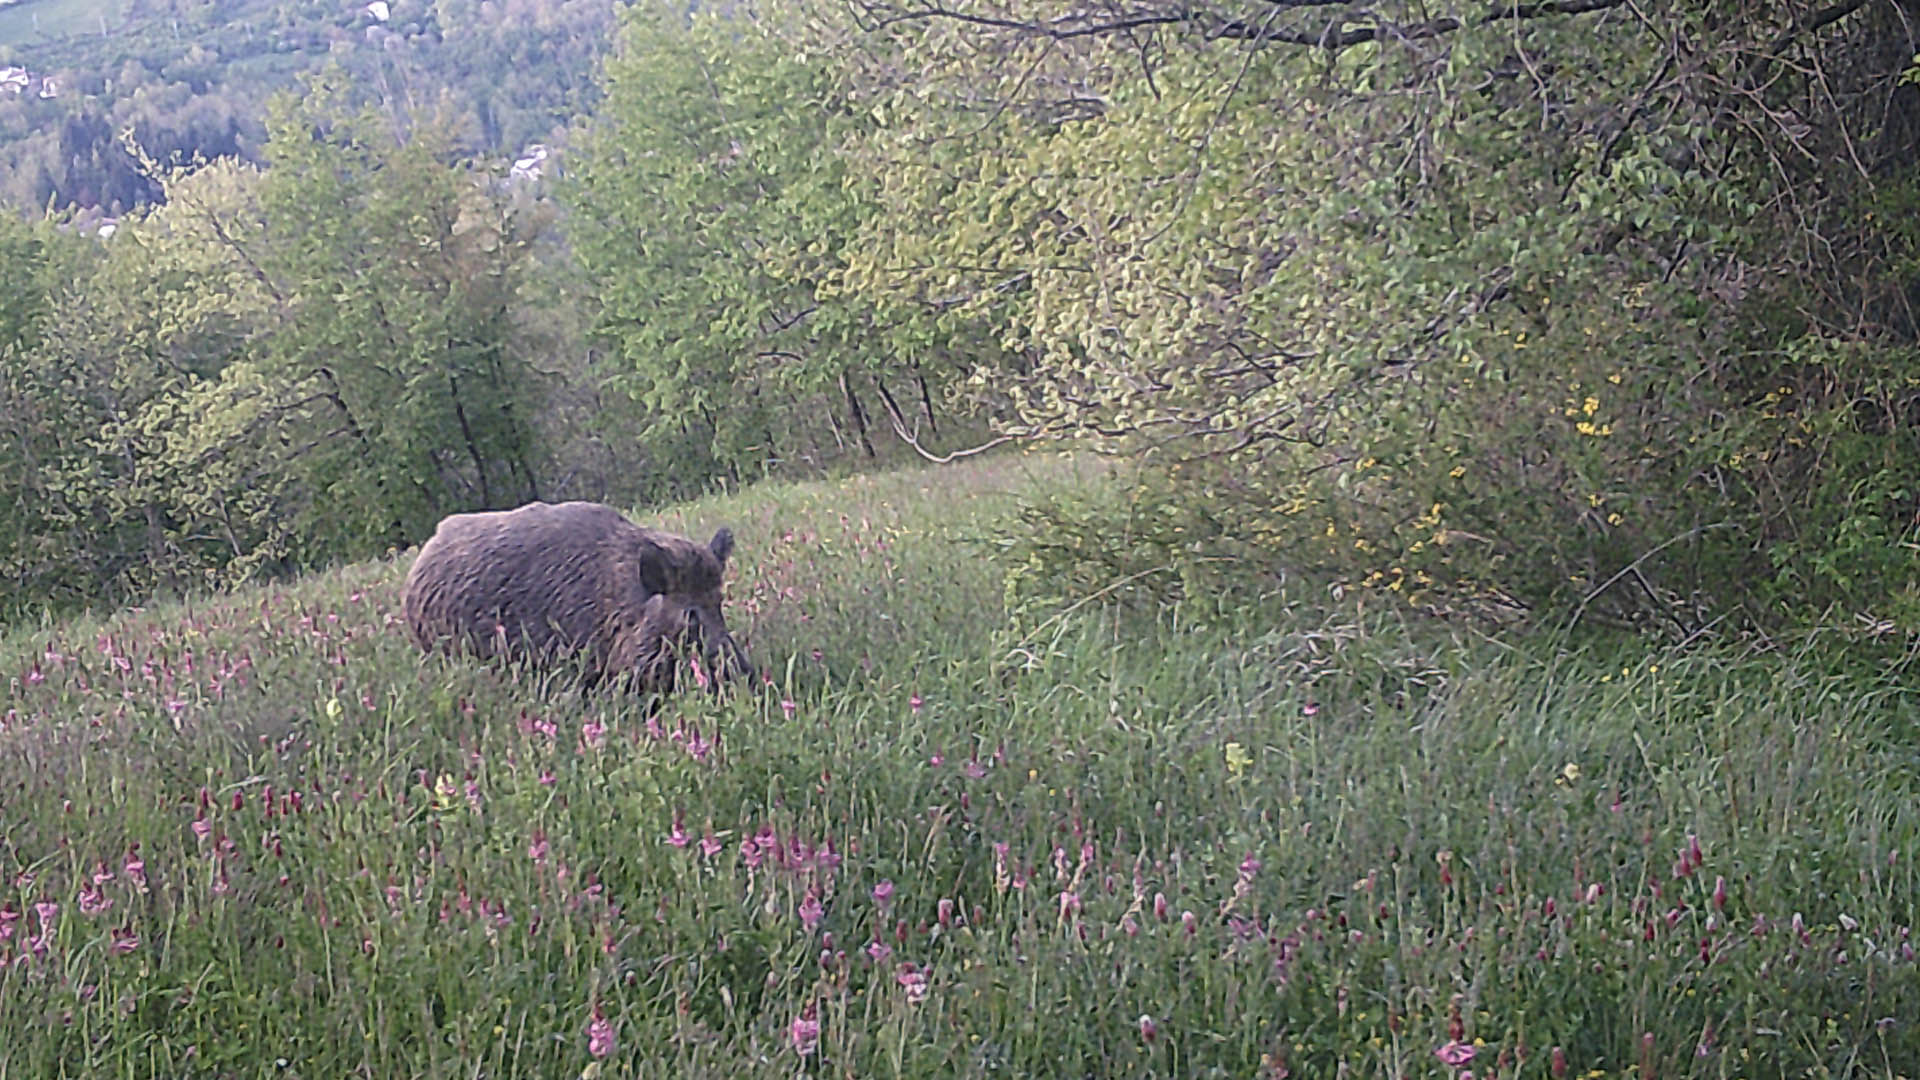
[400, 500, 752, 695]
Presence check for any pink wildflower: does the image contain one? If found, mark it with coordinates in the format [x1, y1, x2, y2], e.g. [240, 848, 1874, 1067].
[1138, 1014, 1158, 1043]
[77, 886, 111, 917]
[1435, 1040, 1476, 1066]
[698, 829, 723, 859]
[685, 728, 713, 763]
[780, 699, 796, 719]
[666, 812, 690, 848]
[896, 963, 930, 1003]
[586, 1009, 615, 1058]
[528, 830, 550, 863]
[110, 926, 139, 954]
[866, 939, 892, 963]
[799, 892, 824, 932]
[788, 1005, 820, 1056]
[909, 695, 923, 713]
[872, 880, 894, 907]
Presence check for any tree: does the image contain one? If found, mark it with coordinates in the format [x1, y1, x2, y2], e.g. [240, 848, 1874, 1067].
[566, 0, 1004, 493]
[0, 71, 558, 615]
[244, 72, 548, 547]
[815, 0, 1920, 634]
[0, 216, 114, 614]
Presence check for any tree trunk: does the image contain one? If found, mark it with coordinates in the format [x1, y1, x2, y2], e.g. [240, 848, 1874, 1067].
[871, 374, 911, 444]
[840, 369, 876, 457]
[445, 365, 493, 509]
[915, 367, 940, 436]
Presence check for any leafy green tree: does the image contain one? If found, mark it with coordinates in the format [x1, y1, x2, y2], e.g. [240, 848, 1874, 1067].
[827, 0, 1920, 635]
[0, 71, 557, 615]
[566, 0, 1000, 493]
[0, 216, 113, 613]
[242, 72, 548, 548]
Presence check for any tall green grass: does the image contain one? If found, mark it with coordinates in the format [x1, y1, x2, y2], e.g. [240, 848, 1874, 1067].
[1, 450, 1915, 1078]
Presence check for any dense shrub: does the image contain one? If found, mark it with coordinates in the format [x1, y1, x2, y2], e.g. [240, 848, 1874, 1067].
[821, 0, 1920, 637]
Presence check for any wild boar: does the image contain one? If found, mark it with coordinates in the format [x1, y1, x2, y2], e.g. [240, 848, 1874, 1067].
[401, 500, 752, 694]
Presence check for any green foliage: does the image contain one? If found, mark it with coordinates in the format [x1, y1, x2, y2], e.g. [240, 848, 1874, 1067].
[565, 0, 1004, 494]
[247, 73, 547, 545]
[828, 0, 1920, 638]
[0, 214, 113, 611]
[0, 71, 554, 615]
[2, 454, 1915, 1075]
[1726, 335, 1920, 630]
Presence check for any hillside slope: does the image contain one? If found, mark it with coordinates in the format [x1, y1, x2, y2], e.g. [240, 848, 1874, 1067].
[0, 0, 610, 214]
[2, 452, 1916, 1077]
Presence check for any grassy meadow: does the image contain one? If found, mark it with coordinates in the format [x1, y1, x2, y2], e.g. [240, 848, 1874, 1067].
[1, 450, 1916, 1078]
[0, 0, 120, 46]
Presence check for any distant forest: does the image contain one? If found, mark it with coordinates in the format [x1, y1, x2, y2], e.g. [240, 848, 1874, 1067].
[0, 0, 616, 217]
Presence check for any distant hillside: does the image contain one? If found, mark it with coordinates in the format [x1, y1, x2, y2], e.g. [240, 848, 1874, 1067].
[0, 0, 125, 45]
[0, 0, 617, 215]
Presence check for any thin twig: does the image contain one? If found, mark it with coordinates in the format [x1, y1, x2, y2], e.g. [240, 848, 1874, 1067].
[1563, 521, 1733, 634]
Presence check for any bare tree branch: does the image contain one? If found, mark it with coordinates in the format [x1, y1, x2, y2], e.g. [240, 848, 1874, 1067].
[1765, 0, 1873, 55]
[856, 0, 1633, 51]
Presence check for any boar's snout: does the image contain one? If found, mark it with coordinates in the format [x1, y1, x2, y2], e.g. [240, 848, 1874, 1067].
[712, 628, 755, 688]
[685, 604, 754, 693]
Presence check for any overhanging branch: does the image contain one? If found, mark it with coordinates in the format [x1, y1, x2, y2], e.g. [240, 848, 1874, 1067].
[857, 0, 1632, 51]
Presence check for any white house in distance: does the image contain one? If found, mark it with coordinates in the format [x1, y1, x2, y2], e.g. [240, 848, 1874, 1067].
[365, 0, 390, 21]
[1, 67, 59, 98]
[510, 144, 549, 183]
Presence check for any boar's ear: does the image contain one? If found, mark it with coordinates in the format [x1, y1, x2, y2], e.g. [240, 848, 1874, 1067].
[638, 552, 670, 597]
[709, 527, 734, 567]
